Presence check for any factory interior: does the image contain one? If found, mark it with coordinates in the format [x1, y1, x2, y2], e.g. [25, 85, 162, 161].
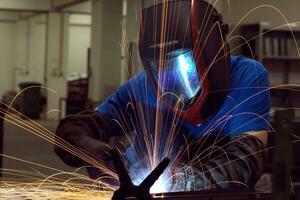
[0, 0, 300, 199]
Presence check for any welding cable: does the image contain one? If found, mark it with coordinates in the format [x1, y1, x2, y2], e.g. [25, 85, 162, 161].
[171, 134, 267, 191]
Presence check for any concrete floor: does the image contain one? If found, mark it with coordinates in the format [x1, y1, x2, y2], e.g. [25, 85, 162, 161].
[2, 119, 88, 180]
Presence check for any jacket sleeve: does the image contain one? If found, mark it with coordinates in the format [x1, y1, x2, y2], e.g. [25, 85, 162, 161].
[54, 110, 112, 167]
[172, 134, 267, 191]
[225, 57, 271, 136]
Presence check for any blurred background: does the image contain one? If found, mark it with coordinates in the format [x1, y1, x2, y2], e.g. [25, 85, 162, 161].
[0, 0, 299, 194]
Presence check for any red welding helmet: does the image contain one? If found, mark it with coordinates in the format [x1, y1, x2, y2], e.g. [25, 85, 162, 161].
[139, 0, 230, 125]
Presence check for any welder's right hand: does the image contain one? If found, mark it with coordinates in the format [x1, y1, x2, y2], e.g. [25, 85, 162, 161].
[170, 134, 267, 191]
[54, 110, 130, 167]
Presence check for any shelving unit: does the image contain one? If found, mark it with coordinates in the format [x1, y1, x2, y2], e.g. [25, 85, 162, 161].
[59, 77, 89, 120]
[240, 22, 300, 105]
[241, 22, 300, 86]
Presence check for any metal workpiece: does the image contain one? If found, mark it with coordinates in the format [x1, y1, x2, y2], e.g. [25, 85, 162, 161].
[152, 190, 275, 200]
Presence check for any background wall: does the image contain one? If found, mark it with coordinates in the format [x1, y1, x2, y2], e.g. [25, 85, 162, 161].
[15, 14, 46, 89]
[67, 14, 91, 75]
[89, 0, 123, 101]
[46, 13, 91, 120]
[222, 0, 300, 25]
[0, 12, 17, 98]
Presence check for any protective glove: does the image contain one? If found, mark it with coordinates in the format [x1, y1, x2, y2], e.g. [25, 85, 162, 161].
[170, 134, 267, 191]
[54, 110, 131, 170]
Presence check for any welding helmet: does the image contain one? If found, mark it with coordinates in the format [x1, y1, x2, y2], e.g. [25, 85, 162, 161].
[139, 0, 230, 125]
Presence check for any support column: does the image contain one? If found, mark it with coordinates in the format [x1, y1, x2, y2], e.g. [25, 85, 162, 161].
[45, 13, 69, 120]
[120, 0, 142, 83]
[89, 0, 123, 101]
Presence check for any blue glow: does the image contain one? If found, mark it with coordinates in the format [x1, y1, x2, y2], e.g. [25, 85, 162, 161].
[157, 50, 201, 102]
[177, 53, 199, 99]
[132, 169, 171, 194]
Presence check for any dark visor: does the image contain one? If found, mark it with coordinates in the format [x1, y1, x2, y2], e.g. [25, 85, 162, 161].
[148, 49, 201, 103]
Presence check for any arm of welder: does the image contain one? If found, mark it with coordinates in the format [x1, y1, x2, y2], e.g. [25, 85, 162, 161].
[54, 110, 120, 167]
[54, 72, 148, 169]
[173, 59, 271, 191]
[54, 77, 136, 167]
[172, 133, 266, 191]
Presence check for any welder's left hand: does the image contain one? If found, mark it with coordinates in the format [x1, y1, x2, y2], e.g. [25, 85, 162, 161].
[170, 134, 267, 191]
[54, 110, 131, 168]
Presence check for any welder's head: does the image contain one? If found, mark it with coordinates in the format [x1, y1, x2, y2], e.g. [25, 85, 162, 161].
[139, 0, 230, 125]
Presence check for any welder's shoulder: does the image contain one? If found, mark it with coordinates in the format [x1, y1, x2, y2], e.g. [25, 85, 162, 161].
[230, 55, 268, 84]
[97, 71, 148, 114]
[113, 70, 149, 99]
[127, 70, 148, 83]
[231, 55, 268, 73]
[118, 70, 148, 91]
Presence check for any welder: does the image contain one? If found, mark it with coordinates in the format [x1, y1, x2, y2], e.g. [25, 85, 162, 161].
[54, 0, 270, 192]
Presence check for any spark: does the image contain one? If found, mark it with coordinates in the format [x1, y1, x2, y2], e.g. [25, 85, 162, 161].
[46, 109, 61, 116]
[8, 86, 58, 109]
